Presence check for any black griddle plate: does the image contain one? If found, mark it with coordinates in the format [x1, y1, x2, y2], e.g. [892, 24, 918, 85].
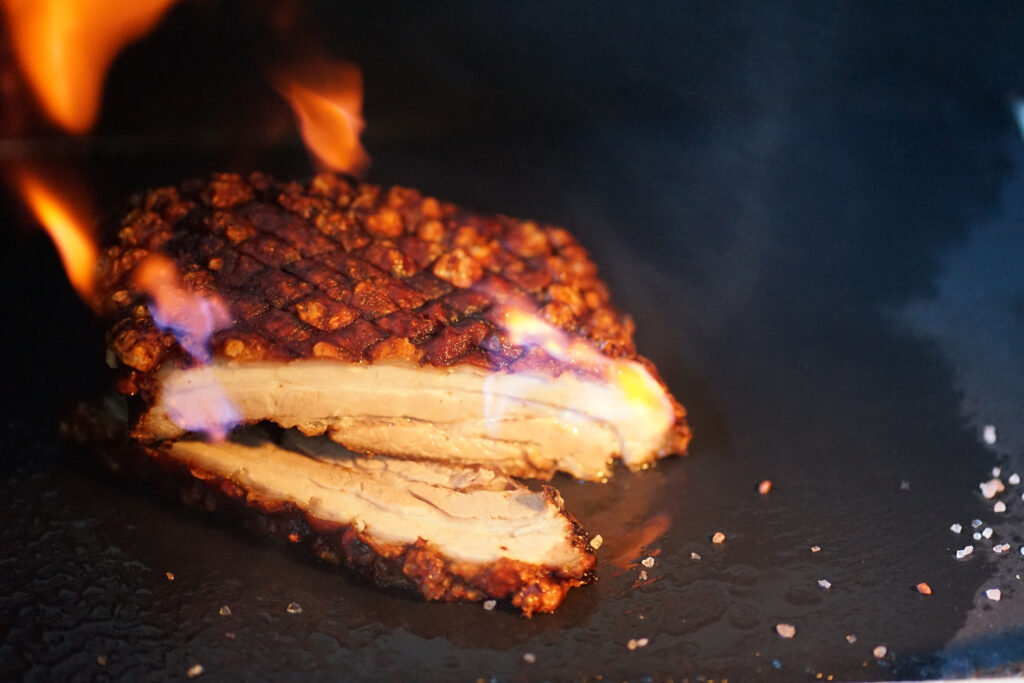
[3, 2, 1024, 680]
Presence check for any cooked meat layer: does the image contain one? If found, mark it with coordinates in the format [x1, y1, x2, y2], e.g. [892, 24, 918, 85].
[95, 172, 690, 476]
[137, 359, 677, 481]
[68, 402, 595, 615]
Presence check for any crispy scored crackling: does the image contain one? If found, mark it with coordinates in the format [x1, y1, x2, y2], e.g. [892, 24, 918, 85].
[94, 172, 690, 481]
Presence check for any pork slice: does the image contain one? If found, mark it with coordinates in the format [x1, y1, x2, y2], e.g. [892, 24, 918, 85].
[134, 358, 678, 481]
[68, 401, 595, 615]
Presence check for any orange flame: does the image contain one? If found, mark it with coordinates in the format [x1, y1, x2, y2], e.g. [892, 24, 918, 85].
[12, 170, 97, 299]
[491, 308, 676, 466]
[501, 308, 675, 424]
[2, 0, 178, 133]
[271, 58, 369, 175]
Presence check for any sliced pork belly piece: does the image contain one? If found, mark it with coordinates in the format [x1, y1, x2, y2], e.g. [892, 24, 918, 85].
[95, 172, 691, 480]
[134, 358, 676, 481]
[68, 403, 595, 615]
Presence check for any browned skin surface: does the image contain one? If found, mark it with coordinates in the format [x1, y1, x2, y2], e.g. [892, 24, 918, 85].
[93, 172, 689, 452]
[64, 403, 596, 616]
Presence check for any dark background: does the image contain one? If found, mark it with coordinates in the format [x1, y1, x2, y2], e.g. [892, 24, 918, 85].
[2, 1, 1024, 680]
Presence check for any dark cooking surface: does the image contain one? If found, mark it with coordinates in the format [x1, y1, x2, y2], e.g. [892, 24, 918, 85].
[3, 2, 1024, 680]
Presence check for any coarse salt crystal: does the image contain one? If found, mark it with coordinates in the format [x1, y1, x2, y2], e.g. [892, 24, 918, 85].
[994, 544, 1011, 554]
[810, 545, 821, 553]
[817, 579, 832, 590]
[776, 623, 796, 639]
[590, 534, 604, 550]
[983, 527, 994, 539]
[1010, 473, 1021, 486]
[186, 664, 204, 678]
[972, 519, 983, 528]
[995, 501, 1007, 513]
[165, 572, 175, 581]
[916, 582, 932, 595]
[523, 652, 536, 663]
[483, 600, 496, 611]
[986, 588, 1002, 601]
[950, 523, 963, 533]
[993, 466, 1003, 477]
[627, 637, 650, 650]
[641, 556, 655, 568]
[845, 634, 857, 644]
[981, 479, 1005, 499]
[956, 545, 974, 559]
[690, 552, 702, 560]
[218, 605, 231, 616]
[638, 570, 648, 581]
[712, 531, 726, 544]
[973, 532, 983, 541]
[983, 425, 997, 445]
[873, 645, 887, 659]
[900, 480, 910, 491]
[286, 602, 302, 615]
[759, 479, 772, 495]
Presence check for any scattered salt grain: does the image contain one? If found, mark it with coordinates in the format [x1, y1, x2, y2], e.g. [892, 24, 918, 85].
[590, 534, 604, 550]
[983, 527, 994, 539]
[483, 600, 496, 611]
[1010, 473, 1021, 486]
[994, 544, 1011, 554]
[776, 623, 796, 639]
[845, 634, 857, 644]
[983, 425, 997, 445]
[873, 645, 887, 659]
[986, 588, 1002, 601]
[641, 556, 655, 568]
[523, 652, 536, 664]
[690, 552, 702, 560]
[810, 545, 821, 553]
[218, 605, 231, 616]
[638, 570, 648, 581]
[712, 531, 726, 544]
[995, 501, 1007, 513]
[165, 572, 175, 581]
[817, 579, 832, 590]
[916, 582, 932, 595]
[1021, 546, 1024, 557]
[186, 664, 204, 678]
[972, 519, 983, 528]
[900, 480, 910, 491]
[627, 637, 650, 650]
[993, 466, 1003, 478]
[956, 545, 974, 559]
[950, 523, 962, 533]
[759, 479, 772, 495]
[981, 479, 1005, 499]
[286, 602, 302, 615]
[973, 532, 983, 541]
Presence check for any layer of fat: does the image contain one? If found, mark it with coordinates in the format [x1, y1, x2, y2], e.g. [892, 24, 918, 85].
[167, 436, 587, 568]
[141, 359, 675, 480]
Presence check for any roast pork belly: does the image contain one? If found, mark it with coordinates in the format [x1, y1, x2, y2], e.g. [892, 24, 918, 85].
[95, 172, 690, 480]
